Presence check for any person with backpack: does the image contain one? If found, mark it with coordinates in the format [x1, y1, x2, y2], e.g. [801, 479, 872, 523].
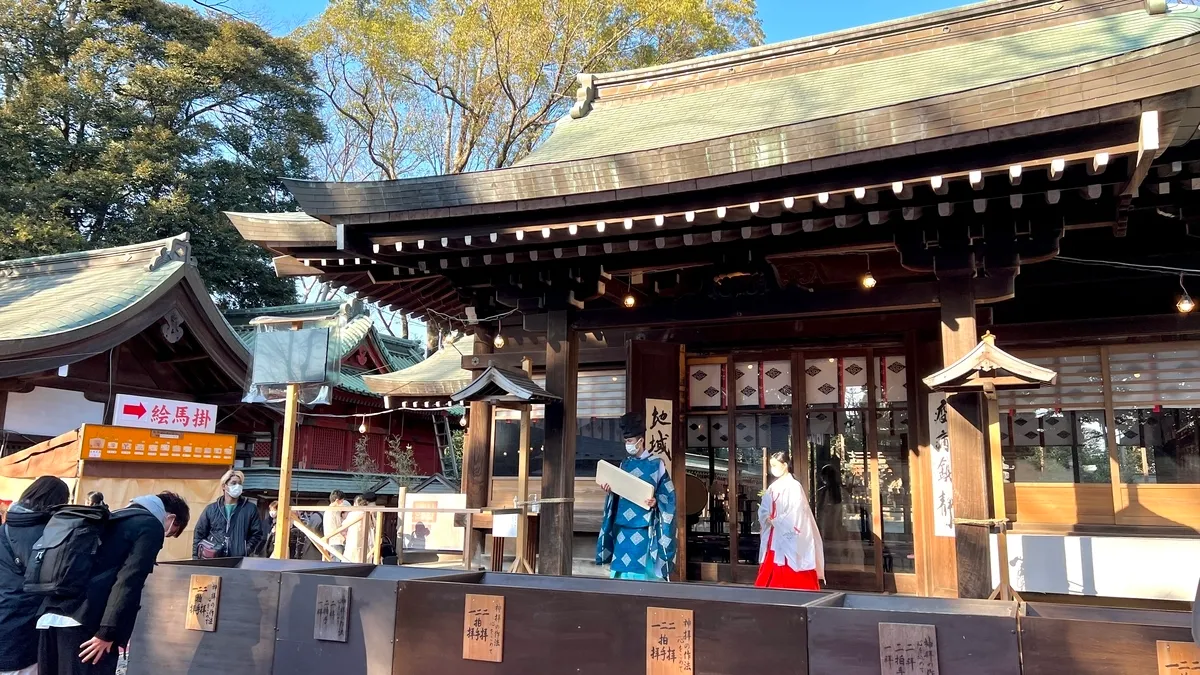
[36, 491, 189, 675]
[0, 476, 70, 675]
[192, 470, 263, 559]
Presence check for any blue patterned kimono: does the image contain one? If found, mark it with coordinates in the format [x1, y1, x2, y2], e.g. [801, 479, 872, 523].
[595, 453, 676, 581]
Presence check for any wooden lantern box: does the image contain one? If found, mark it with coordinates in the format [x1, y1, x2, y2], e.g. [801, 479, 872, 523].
[806, 593, 1021, 675]
[273, 565, 475, 675]
[391, 571, 832, 674]
[127, 558, 375, 675]
[1019, 602, 1194, 675]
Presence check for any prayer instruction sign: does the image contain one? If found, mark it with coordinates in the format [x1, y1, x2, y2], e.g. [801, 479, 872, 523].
[645, 398, 674, 460]
[185, 575, 220, 632]
[314, 585, 350, 642]
[462, 594, 504, 662]
[927, 393, 955, 538]
[646, 607, 694, 675]
[1158, 640, 1200, 674]
[879, 623, 939, 675]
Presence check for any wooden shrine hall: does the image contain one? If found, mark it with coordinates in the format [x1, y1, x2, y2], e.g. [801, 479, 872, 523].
[235, 0, 1200, 601]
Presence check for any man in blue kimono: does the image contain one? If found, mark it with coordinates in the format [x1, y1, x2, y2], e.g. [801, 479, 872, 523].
[596, 412, 677, 581]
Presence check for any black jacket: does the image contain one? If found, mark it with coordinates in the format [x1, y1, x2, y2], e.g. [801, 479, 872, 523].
[192, 497, 263, 558]
[40, 504, 165, 645]
[0, 507, 52, 670]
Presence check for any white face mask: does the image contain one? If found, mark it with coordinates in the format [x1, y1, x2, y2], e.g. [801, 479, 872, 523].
[625, 441, 641, 456]
[269, 511, 277, 519]
[226, 483, 243, 499]
[770, 465, 787, 479]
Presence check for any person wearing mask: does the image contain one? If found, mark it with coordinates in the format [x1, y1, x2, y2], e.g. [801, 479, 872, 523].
[755, 452, 824, 590]
[257, 501, 279, 557]
[343, 493, 376, 563]
[37, 492, 190, 675]
[192, 470, 263, 558]
[0, 476, 71, 675]
[596, 412, 677, 581]
[322, 490, 349, 556]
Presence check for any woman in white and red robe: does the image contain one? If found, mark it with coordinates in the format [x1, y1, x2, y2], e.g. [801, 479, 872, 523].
[755, 452, 825, 591]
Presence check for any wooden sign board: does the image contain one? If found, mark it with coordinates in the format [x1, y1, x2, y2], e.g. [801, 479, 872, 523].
[314, 585, 351, 642]
[646, 607, 694, 675]
[185, 575, 220, 632]
[879, 622, 939, 675]
[462, 594, 504, 662]
[645, 398, 674, 460]
[1158, 640, 1200, 674]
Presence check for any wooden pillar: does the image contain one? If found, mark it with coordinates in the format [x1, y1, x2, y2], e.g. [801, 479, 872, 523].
[462, 335, 494, 564]
[938, 276, 991, 599]
[538, 310, 578, 575]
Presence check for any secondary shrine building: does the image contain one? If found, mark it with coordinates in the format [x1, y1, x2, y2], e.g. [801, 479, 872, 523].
[233, 0, 1200, 601]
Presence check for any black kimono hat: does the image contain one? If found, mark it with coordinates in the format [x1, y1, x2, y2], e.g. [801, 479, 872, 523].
[619, 411, 645, 439]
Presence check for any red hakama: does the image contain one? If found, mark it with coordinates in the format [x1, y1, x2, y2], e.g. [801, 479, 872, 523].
[754, 500, 821, 591]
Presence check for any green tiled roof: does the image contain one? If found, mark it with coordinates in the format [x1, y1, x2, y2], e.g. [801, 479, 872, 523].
[0, 236, 191, 345]
[521, 10, 1200, 165]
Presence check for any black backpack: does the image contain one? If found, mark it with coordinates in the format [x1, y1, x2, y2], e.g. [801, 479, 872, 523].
[23, 505, 110, 597]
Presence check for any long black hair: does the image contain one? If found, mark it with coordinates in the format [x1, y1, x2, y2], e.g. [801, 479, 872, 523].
[18, 476, 70, 512]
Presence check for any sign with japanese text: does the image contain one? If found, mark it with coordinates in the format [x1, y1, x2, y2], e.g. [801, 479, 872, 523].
[646, 607, 694, 675]
[185, 574, 220, 632]
[879, 623, 939, 675]
[1158, 641, 1200, 675]
[927, 393, 955, 538]
[314, 585, 350, 642]
[80, 424, 236, 466]
[113, 394, 217, 433]
[645, 398, 674, 460]
[462, 594, 504, 662]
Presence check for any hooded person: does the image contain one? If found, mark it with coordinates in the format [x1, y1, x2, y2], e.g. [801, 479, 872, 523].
[595, 412, 677, 581]
[754, 452, 825, 590]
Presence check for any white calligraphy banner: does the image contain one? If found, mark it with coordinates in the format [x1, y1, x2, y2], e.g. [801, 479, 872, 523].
[928, 392, 955, 538]
[644, 398, 673, 460]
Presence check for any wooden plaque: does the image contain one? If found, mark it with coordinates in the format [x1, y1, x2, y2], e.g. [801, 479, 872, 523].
[647, 607, 694, 675]
[879, 623, 939, 675]
[185, 574, 220, 632]
[314, 585, 351, 642]
[1158, 640, 1200, 674]
[462, 594, 504, 662]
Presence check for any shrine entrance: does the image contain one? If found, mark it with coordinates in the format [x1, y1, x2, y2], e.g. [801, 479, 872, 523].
[681, 345, 917, 594]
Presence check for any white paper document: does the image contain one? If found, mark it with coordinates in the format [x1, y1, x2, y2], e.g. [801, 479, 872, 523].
[596, 460, 654, 505]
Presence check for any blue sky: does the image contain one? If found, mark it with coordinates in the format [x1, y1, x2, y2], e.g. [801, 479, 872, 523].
[208, 0, 969, 43]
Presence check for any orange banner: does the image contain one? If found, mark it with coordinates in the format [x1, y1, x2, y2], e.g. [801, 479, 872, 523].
[80, 424, 236, 467]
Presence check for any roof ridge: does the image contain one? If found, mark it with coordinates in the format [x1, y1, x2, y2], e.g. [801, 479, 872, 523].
[583, 0, 1059, 87]
[0, 234, 191, 278]
[224, 299, 347, 320]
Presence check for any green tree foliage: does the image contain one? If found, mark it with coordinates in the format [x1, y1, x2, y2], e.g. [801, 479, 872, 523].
[301, 0, 761, 180]
[0, 0, 326, 307]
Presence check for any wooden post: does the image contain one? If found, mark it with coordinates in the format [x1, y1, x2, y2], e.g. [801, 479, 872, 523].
[372, 504, 385, 564]
[984, 392, 1012, 600]
[396, 486, 407, 564]
[462, 336, 494, 557]
[273, 381, 300, 560]
[538, 309, 578, 576]
[938, 276, 990, 599]
[511, 357, 535, 573]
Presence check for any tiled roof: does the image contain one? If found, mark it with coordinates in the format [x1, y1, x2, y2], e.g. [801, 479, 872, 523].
[521, 10, 1200, 165]
[0, 235, 192, 349]
[363, 334, 476, 398]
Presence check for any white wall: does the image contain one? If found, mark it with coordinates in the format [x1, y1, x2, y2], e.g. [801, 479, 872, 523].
[4, 386, 104, 438]
[990, 532, 1200, 601]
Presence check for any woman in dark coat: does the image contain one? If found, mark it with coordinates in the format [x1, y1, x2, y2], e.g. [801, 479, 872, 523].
[0, 476, 70, 675]
[192, 469, 263, 558]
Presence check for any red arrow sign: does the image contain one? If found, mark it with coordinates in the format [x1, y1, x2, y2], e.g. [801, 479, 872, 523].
[122, 403, 147, 418]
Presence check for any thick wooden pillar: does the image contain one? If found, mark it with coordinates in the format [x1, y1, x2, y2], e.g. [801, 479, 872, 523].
[538, 310, 578, 575]
[462, 336, 494, 562]
[938, 276, 991, 599]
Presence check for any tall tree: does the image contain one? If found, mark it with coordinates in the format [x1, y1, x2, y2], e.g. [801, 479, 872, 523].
[0, 0, 325, 307]
[301, 0, 761, 180]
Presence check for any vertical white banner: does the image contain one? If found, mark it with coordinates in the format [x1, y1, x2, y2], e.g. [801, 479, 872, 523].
[645, 398, 673, 460]
[928, 392, 956, 538]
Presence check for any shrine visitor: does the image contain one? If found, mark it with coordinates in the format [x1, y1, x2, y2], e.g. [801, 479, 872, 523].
[0, 476, 70, 675]
[343, 492, 377, 563]
[37, 492, 189, 675]
[755, 452, 825, 591]
[323, 490, 350, 556]
[596, 412, 677, 581]
[192, 469, 263, 558]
